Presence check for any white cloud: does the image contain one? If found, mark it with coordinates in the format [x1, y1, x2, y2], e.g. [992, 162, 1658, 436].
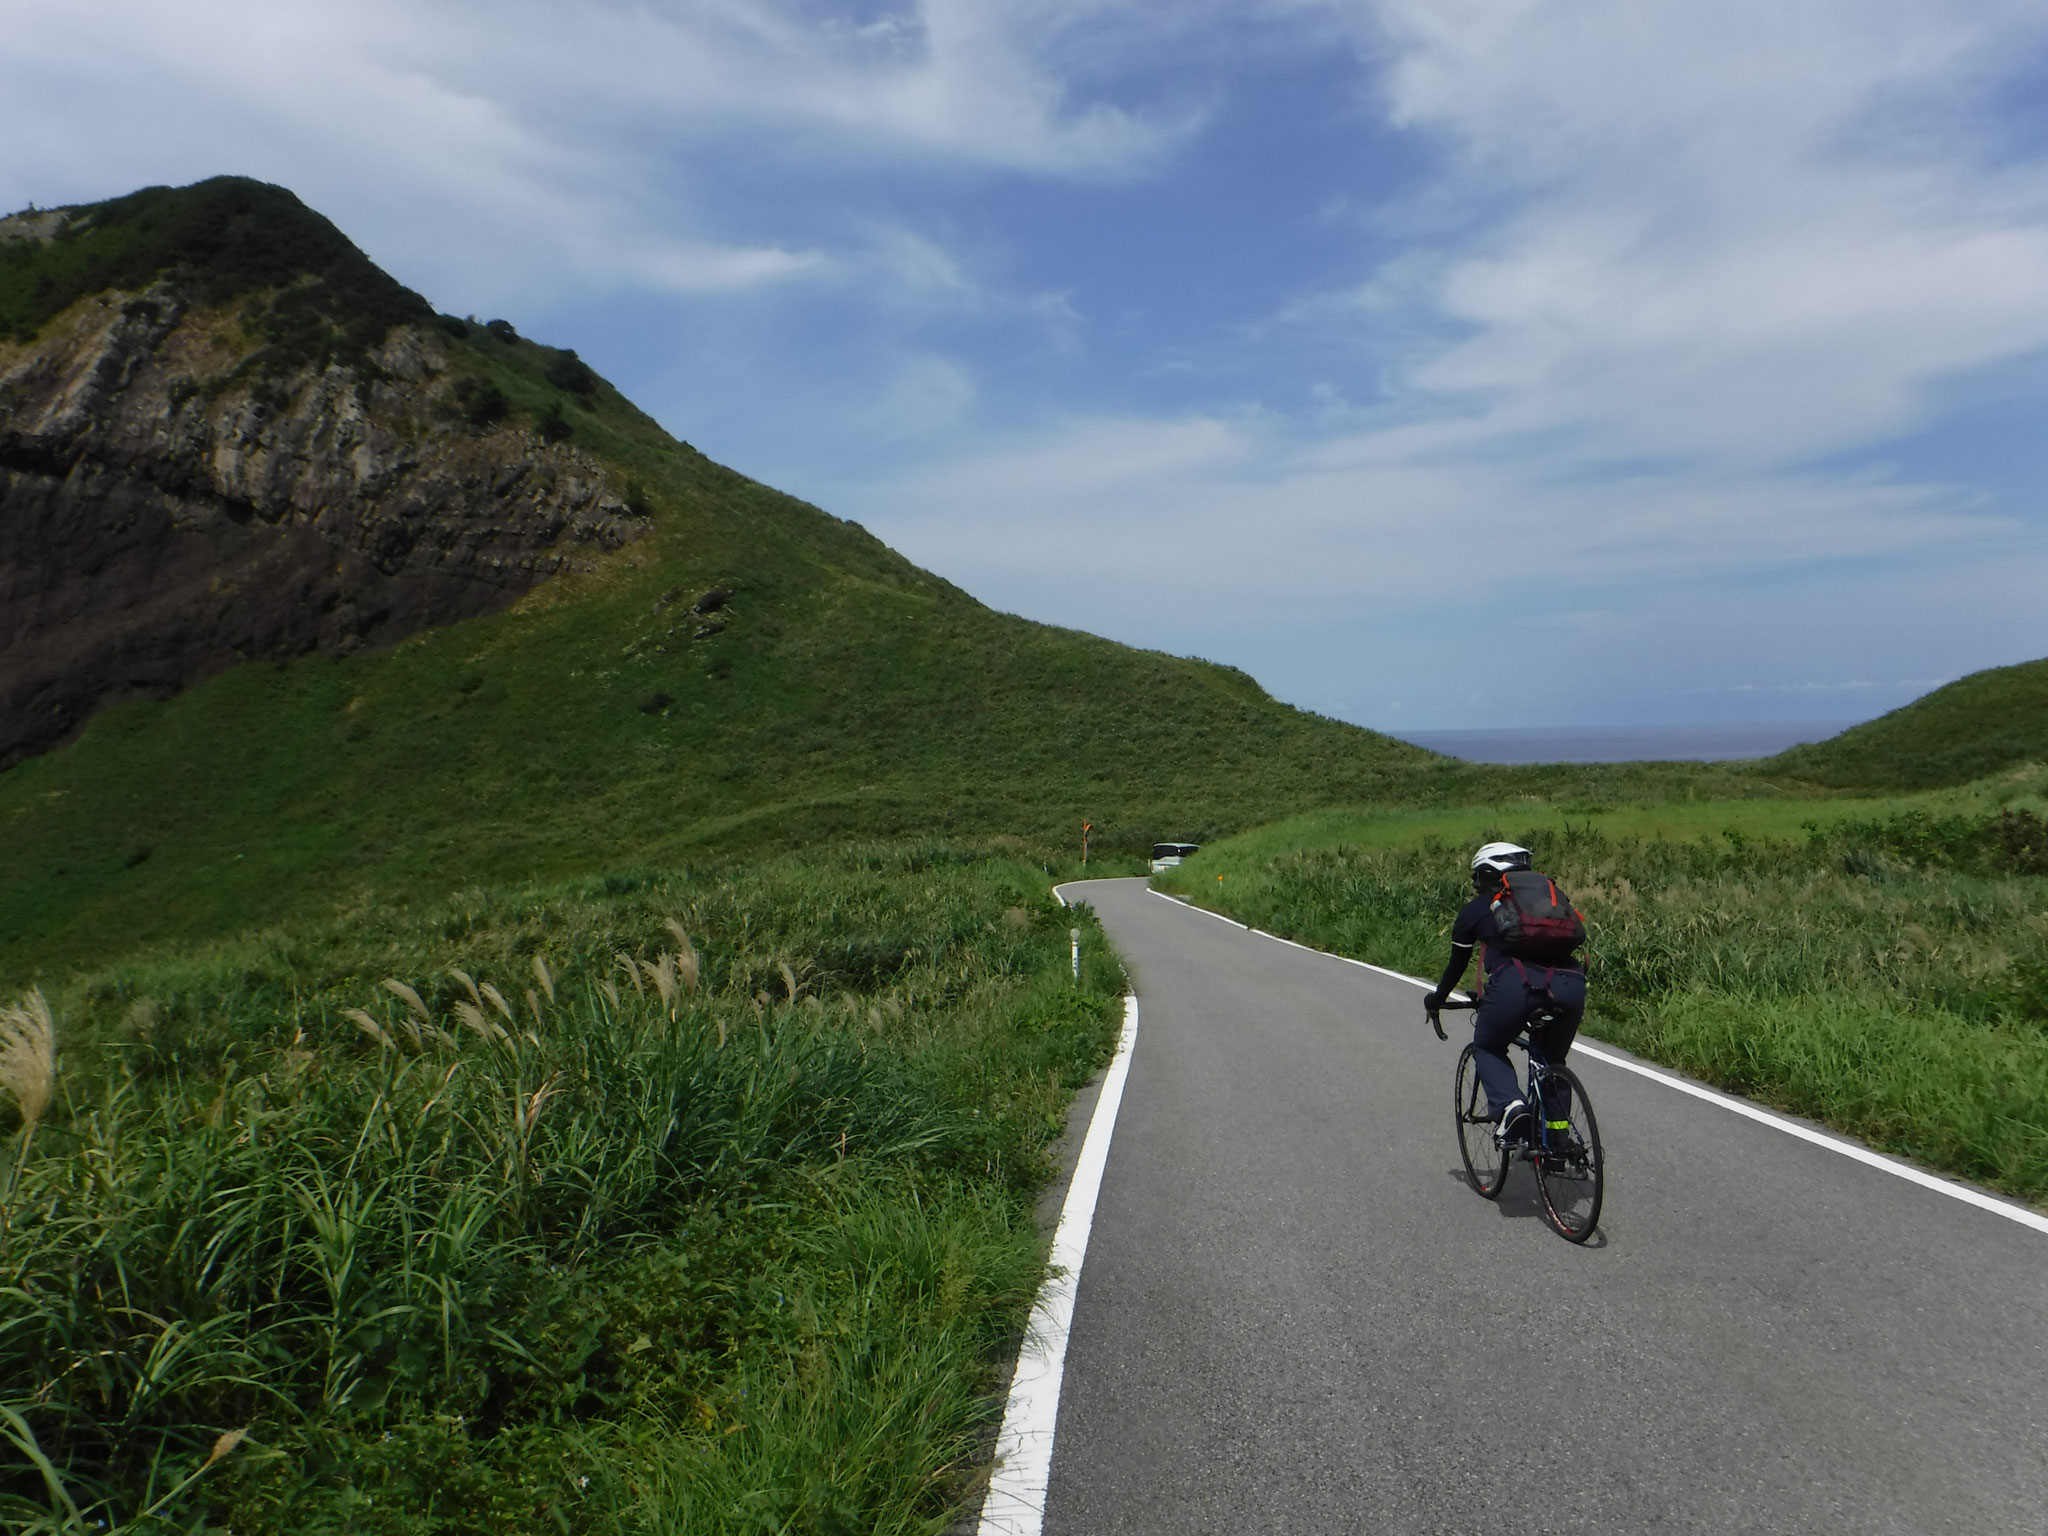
[455, 0, 1195, 176]
[855, 407, 2014, 617]
[621, 240, 834, 294]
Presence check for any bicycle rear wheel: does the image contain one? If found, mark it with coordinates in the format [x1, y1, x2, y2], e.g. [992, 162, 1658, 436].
[1532, 1064, 1602, 1242]
[1454, 1044, 1509, 1199]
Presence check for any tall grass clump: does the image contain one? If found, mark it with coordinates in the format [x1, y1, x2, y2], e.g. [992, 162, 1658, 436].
[1162, 809, 2048, 1204]
[0, 844, 1124, 1534]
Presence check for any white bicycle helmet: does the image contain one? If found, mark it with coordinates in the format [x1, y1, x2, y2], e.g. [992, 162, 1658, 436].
[1470, 841, 1532, 875]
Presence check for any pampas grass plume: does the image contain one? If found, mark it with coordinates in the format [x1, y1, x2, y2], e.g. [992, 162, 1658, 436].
[663, 919, 701, 993]
[381, 978, 431, 1023]
[454, 1000, 508, 1045]
[642, 955, 679, 1014]
[342, 1008, 395, 1051]
[0, 989, 55, 1133]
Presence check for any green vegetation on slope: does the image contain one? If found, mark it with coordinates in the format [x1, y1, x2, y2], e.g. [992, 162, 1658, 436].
[0, 177, 432, 367]
[0, 552, 1783, 987]
[1160, 773, 2048, 1203]
[1757, 656, 2048, 790]
[1, 844, 1124, 1534]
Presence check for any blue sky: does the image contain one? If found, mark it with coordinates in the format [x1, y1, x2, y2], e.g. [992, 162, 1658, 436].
[10, 1, 2048, 731]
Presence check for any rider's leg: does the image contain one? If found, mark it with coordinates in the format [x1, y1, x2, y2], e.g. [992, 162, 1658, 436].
[1529, 969, 1588, 1124]
[1470, 967, 1530, 1118]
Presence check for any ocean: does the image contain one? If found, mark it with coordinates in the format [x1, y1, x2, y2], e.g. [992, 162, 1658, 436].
[1393, 721, 1858, 765]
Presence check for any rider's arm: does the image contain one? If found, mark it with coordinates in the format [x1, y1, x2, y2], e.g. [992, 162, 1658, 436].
[1426, 943, 1472, 1008]
[1426, 896, 1489, 1007]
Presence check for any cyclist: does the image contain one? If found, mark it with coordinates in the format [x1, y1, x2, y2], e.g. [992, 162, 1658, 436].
[1425, 842, 1587, 1145]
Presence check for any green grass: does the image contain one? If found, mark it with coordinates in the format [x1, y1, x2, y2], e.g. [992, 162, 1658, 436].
[0, 842, 1126, 1534]
[1160, 780, 2048, 1203]
[1171, 765, 2048, 871]
[1757, 656, 2048, 789]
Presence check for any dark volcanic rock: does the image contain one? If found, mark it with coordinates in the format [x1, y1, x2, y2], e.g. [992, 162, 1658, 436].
[0, 250, 650, 769]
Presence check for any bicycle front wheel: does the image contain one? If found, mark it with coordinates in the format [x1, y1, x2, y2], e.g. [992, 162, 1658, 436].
[1454, 1044, 1509, 1199]
[1533, 1064, 1603, 1242]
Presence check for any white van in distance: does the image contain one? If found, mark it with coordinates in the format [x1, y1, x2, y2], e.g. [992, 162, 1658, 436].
[1150, 842, 1201, 873]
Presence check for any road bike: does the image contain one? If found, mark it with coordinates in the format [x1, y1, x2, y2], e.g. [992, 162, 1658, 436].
[1429, 996, 1603, 1243]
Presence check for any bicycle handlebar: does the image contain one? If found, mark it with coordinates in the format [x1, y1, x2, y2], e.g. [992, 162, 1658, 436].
[1424, 994, 1476, 1041]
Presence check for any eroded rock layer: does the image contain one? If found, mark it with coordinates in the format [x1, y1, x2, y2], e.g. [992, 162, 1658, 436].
[0, 263, 646, 768]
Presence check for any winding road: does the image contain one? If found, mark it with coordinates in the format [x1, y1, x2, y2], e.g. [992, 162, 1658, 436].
[1022, 877, 2048, 1535]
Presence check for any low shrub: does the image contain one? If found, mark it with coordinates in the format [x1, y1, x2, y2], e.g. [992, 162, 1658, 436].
[544, 349, 597, 397]
[459, 380, 509, 428]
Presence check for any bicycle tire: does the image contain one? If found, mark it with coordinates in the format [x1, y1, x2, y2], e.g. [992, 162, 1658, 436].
[1453, 1043, 1510, 1199]
[1532, 1064, 1603, 1242]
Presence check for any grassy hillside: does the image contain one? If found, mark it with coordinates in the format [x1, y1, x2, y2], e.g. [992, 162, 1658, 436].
[0, 497, 1777, 989]
[1758, 657, 2048, 789]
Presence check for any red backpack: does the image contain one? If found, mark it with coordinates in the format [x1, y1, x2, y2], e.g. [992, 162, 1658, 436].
[1484, 870, 1587, 963]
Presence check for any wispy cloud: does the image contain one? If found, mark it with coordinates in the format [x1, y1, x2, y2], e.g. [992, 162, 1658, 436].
[1335, 0, 2048, 468]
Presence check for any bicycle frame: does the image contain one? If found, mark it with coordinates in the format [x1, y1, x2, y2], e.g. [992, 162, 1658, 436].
[1431, 996, 1579, 1154]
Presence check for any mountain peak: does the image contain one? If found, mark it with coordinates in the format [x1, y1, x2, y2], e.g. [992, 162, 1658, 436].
[1, 176, 431, 364]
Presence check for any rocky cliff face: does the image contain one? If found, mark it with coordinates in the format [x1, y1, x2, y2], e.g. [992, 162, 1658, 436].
[0, 248, 648, 769]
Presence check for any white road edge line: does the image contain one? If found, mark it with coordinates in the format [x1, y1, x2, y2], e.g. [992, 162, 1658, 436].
[976, 988, 1142, 1536]
[1144, 887, 2048, 1237]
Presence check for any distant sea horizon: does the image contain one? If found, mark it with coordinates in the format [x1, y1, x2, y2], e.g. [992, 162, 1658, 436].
[1393, 721, 1860, 765]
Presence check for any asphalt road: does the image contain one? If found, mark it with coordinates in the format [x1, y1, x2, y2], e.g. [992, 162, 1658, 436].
[1044, 878, 2048, 1536]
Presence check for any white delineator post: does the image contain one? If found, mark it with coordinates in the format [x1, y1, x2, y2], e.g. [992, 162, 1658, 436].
[1070, 928, 1080, 981]
[977, 993, 1141, 1536]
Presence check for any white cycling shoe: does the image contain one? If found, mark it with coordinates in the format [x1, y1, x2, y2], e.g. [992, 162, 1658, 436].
[1494, 1098, 1531, 1148]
